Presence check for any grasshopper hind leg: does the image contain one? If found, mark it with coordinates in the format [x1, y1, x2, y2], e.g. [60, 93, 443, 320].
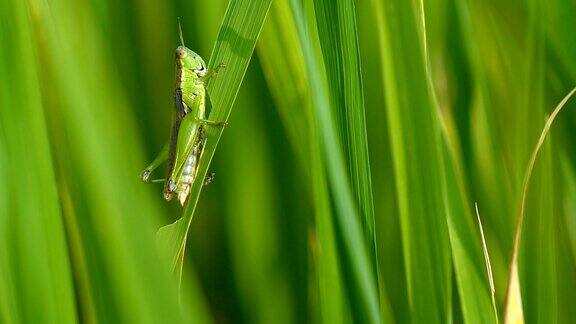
[141, 142, 169, 182]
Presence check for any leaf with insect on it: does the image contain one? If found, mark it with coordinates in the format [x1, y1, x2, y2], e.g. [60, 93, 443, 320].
[155, 0, 273, 286]
[157, 218, 187, 281]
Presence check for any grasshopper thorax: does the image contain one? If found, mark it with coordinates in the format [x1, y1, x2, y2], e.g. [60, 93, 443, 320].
[175, 46, 207, 77]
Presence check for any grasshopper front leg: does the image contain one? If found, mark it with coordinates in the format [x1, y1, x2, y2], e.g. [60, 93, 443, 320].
[197, 117, 227, 127]
[200, 62, 226, 83]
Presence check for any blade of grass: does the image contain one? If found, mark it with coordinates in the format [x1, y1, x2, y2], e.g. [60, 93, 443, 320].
[289, 0, 381, 323]
[520, 139, 556, 324]
[515, 0, 558, 320]
[438, 132, 500, 324]
[156, 0, 272, 281]
[504, 86, 576, 324]
[312, 0, 376, 261]
[257, 0, 313, 165]
[356, 0, 406, 320]
[0, 1, 77, 322]
[558, 155, 576, 324]
[475, 204, 498, 320]
[218, 69, 297, 323]
[27, 0, 197, 321]
[453, 0, 519, 288]
[419, 1, 501, 321]
[371, 0, 453, 322]
[560, 156, 576, 262]
[257, 1, 353, 322]
[309, 4, 383, 320]
[543, 1, 576, 321]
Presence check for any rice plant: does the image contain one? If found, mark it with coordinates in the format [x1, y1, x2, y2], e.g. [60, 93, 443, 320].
[1, 0, 575, 323]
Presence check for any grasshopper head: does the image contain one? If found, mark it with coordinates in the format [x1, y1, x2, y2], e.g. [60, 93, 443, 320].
[176, 46, 207, 77]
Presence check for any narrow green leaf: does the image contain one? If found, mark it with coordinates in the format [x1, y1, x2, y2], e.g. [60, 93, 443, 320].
[561, 156, 576, 261]
[157, 0, 272, 280]
[441, 137, 500, 324]
[0, 2, 77, 322]
[505, 87, 576, 324]
[452, 0, 518, 296]
[25, 0, 195, 321]
[419, 1, 501, 321]
[371, 0, 452, 322]
[558, 155, 576, 324]
[289, 1, 381, 323]
[218, 74, 298, 323]
[312, 0, 376, 256]
[157, 219, 187, 278]
[257, 1, 352, 323]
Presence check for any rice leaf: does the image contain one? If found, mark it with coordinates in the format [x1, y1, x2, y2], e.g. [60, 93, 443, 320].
[257, 1, 352, 322]
[504, 86, 576, 324]
[0, 2, 76, 322]
[156, 0, 272, 282]
[289, 0, 381, 322]
[371, 0, 452, 321]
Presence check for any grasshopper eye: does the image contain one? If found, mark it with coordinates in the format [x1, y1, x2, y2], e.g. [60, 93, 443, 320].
[176, 46, 187, 58]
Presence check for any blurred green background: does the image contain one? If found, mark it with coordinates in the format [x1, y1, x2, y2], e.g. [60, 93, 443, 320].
[1, 0, 576, 323]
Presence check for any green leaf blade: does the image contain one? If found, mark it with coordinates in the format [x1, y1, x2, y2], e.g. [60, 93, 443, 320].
[157, 0, 273, 288]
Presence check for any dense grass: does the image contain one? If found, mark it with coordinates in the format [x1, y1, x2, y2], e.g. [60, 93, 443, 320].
[1, 0, 576, 323]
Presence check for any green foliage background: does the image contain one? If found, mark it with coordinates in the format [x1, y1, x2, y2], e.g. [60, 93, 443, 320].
[1, 0, 576, 323]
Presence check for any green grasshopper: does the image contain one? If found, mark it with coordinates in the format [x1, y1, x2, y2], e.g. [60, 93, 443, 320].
[141, 22, 225, 205]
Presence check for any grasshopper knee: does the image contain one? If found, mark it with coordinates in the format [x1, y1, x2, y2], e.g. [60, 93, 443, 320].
[140, 169, 151, 182]
[168, 179, 177, 192]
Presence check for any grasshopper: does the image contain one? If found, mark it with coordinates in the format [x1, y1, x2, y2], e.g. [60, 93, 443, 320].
[141, 22, 225, 205]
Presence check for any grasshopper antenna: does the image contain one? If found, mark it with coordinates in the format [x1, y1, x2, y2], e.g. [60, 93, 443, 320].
[178, 17, 185, 47]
